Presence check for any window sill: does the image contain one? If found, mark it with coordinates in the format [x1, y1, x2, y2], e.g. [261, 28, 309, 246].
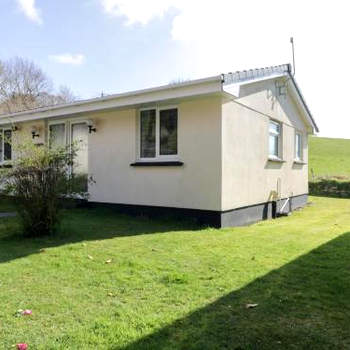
[268, 157, 286, 163]
[0, 163, 13, 168]
[130, 161, 184, 167]
[294, 160, 307, 165]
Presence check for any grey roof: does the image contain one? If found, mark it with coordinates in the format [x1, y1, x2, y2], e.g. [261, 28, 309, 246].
[222, 64, 290, 85]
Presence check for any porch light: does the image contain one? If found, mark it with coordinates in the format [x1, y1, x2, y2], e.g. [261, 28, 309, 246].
[275, 81, 287, 96]
[278, 85, 287, 96]
[87, 120, 96, 133]
[31, 126, 40, 139]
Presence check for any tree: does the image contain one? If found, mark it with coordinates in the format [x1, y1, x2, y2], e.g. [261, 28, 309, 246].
[0, 137, 88, 236]
[0, 57, 75, 114]
[168, 77, 191, 85]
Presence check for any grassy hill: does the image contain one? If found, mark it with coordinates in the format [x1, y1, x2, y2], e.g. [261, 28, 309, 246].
[309, 136, 350, 179]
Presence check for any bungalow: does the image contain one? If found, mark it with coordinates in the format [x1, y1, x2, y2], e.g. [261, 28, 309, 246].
[0, 64, 318, 227]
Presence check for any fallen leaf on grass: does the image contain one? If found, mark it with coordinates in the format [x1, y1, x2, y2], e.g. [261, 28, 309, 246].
[88, 255, 93, 260]
[107, 292, 114, 297]
[15, 309, 32, 317]
[22, 310, 32, 316]
[16, 344, 28, 350]
[105, 259, 112, 264]
[246, 303, 258, 309]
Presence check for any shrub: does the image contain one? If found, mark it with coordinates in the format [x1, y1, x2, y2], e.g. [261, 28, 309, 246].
[0, 137, 89, 236]
[309, 178, 350, 198]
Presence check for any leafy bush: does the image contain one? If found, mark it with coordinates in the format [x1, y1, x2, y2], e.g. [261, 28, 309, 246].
[0, 137, 89, 236]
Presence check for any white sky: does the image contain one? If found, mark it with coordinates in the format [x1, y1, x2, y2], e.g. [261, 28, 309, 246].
[101, 0, 350, 138]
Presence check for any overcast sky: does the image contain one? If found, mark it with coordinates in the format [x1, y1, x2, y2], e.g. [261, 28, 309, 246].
[1, 0, 349, 138]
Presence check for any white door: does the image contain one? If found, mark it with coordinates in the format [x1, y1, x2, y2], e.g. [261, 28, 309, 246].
[71, 122, 88, 175]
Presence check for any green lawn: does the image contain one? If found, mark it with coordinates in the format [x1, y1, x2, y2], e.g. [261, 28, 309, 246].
[1, 197, 350, 349]
[0, 196, 17, 212]
[309, 136, 350, 179]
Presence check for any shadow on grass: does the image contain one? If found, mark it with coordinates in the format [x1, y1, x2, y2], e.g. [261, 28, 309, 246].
[0, 206, 201, 264]
[118, 232, 350, 350]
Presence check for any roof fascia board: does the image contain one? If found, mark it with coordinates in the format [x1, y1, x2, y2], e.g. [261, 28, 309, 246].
[0, 76, 222, 125]
[287, 73, 319, 132]
[288, 83, 315, 133]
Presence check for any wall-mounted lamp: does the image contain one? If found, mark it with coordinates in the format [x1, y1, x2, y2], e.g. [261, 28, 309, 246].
[31, 126, 40, 139]
[275, 81, 287, 97]
[278, 85, 287, 96]
[87, 120, 96, 133]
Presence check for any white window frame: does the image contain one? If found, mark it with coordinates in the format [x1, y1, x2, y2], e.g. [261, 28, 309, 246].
[268, 120, 282, 160]
[0, 127, 13, 164]
[138, 106, 179, 161]
[295, 131, 303, 161]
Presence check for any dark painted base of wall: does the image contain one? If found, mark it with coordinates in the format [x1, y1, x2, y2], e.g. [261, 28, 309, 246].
[88, 194, 308, 228]
[221, 194, 308, 227]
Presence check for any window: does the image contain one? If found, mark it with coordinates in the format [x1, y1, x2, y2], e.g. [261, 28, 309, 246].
[4, 130, 12, 161]
[160, 108, 177, 155]
[268, 120, 281, 159]
[295, 132, 302, 161]
[0, 129, 12, 163]
[139, 107, 178, 159]
[140, 109, 156, 158]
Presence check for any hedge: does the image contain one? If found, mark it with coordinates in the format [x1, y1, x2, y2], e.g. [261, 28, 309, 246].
[309, 179, 350, 198]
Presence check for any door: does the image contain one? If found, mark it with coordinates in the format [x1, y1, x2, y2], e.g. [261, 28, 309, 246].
[71, 122, 88, 191]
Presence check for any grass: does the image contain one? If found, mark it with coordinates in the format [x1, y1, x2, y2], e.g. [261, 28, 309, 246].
[0, 196, 350, 349]
[0, 196, 17, 212]
[309, 136, 350, 179]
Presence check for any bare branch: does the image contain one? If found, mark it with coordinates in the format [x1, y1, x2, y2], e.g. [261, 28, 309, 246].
[0, 57, 76, 114]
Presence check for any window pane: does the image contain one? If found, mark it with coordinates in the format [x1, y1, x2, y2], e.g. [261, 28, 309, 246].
[140, 109, 156, 158]
[160, 108, 177, 155]
[296, 133, 302, 160]
[269, 121, 280, 134]
[49, 124, 66, 148]
[4, 130, 12, 161]
[0, 130, 3, 162]
[269, 121, 281, 158]
[269, 135, 279, 157]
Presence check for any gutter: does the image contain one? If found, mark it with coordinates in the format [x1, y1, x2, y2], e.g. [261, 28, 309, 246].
[0, 75, 222, 125]
[0, 75, 222, 123]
